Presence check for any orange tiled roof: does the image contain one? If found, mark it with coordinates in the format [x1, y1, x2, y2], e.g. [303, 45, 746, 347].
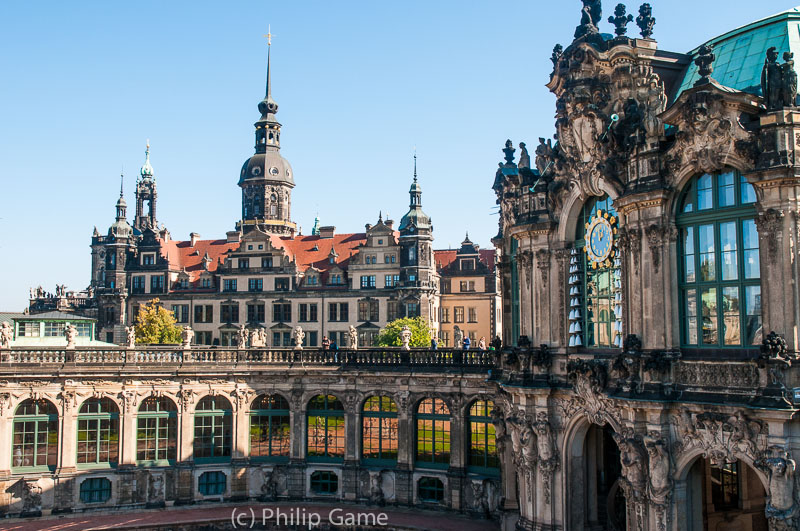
[268, 233, 366, 272]
[160, 239, 241, 280]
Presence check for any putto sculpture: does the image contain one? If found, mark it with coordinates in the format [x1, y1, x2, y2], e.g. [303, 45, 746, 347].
[575, 0, 602, 39]
[0, 322, 12, 349]
[125, 325, 136, 348]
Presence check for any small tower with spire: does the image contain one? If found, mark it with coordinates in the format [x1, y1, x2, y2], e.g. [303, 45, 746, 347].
[134, 140, 159, 232]
[237, 26, 296, 236]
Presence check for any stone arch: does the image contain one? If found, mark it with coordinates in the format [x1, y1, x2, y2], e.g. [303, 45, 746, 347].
[412, 394, 453, 416]
[556, 183, 621, 243]
[360, 393, 398, 413]
[460, 394, 495, 419]
[666, 162, 758, 220]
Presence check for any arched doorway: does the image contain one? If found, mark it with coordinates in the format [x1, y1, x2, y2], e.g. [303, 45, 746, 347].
[567, 422, 626, 530]
[681, 457, 767, 530]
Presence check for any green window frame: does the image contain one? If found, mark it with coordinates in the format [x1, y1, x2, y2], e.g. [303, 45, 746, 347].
[136, 396, 177, 466]
[198, 470, 227, 496]
[12, 399, 58, 471]
[194, 396, 233, 463]
[250, 394, 290, 462]
[361, 396, 398, 465]
[468, 399, 499, 474]
[306, 395, 345, 462]
[415, 398, 451, 469]
[418, 476, 445, 503]
[77, 398, 119, 468]
[573, 195, 620, 348]
[310, 470, 338, 494]
[677, 171, 760, 348]
[79, 477, 112, 503]
[510, 237, 520, 345]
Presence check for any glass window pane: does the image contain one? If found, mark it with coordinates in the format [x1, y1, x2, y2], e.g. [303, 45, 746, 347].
[719, 222, 738, 280]
[742, 219, 760, 279]
[745, 286, 763, 345]
[722, 286, 741, 345]
[701, 288, 718, 345]
[697, 174, 713, 210]
[699, 224, 716, 281]
[683, 228, 696, 283]
[740, 176, 756, 204]
[718, 171, 735, 207]
[685, 289, 698, 345]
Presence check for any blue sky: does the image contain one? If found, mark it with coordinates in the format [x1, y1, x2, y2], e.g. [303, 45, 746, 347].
[0, 1, 796, 310]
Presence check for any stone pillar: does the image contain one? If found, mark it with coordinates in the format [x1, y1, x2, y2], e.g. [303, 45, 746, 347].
[230, 394, 250, 500]
[119, 399, 137, 467]
[178, 409, 193, 464]
[0, 410, 11, 477]
[341, 401, 359, 501]
[449, 412, 466, 510]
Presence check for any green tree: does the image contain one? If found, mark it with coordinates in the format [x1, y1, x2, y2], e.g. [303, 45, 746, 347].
[135, 298, 182, 344]
[375, 317, 434, 347]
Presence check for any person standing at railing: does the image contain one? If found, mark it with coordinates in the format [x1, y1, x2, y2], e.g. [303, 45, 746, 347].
[430, 337, 438, 350]
[478, 336, 486, 350]
[322, 336, 330, 350]
[463, 336, 471, 350]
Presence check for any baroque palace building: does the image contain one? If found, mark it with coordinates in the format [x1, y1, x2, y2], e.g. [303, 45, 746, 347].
[3, 3, 800, 531]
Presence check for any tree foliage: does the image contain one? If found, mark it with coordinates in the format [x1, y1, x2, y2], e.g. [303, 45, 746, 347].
[375, 316, 434, 347]
[135, 298, 182, 344]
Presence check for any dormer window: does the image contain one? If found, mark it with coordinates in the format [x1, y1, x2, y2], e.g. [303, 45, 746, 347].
[177, 278, 189, 290]
[201, 278, 211, 289]
[238, 258, 249, 270]
[307, 276, 319, 286]
[460, 259, 475, 271]
[142, 253, 155, 266]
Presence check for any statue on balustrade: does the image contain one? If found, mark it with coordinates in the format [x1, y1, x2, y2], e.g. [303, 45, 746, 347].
[65, 324, 78, 349]
[400, 325, 412, 350]
[236, 324, 248, 349]
[762, 47, 799, 110]
[125, 325, 136, 348]
[181, 326, 194, 348]
[349, 325, 359, 350]
[293, 326, 305, 350]
[0, 321, 12, 349]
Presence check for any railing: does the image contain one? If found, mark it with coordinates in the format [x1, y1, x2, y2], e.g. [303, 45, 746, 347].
[0, 347, 497, 370]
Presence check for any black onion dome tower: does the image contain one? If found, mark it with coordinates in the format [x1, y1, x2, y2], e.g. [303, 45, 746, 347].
[238, 29, 296, 236]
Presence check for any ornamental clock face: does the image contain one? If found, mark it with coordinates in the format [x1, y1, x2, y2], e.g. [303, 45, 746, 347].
[585, 210, 617, 267]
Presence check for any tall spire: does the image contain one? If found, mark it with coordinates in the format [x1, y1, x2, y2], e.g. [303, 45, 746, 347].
[413, 148, 418, 183]
[140, 140, 154, 179]
[264, 24, 273, 100]
[258, 25, 279, 124]
[119, 168, 124, 198]
[115, 170, 127, 221]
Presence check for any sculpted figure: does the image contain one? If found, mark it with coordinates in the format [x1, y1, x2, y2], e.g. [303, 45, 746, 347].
[534, 413, 555, 463]
[181, 326, 194, 348]
[0, 321, 13, 348]
[399, 325, 412, 350]
[148, 474, 164, 502]
[293, 326, 305, 350]
[575, 0, 602, 38]
[614, 432, 647, 498]
[65, 324, 78, 349]
[261, 468, 278, 501]
[453, 326, 464, 349]
[645, 438, 671, 505]
[761, 450, 797, 519]
[349, 325, 358, 350]
[236, 324, 248, 348]
[520, 415, 537, 469]
[369, 472, 384, 505]
[490, 406, 508, 454]
[783, 52, 798, 108]
[21, 480, 42, 513]
[126, 325, 136, 348]
[763, 47, 783, 110]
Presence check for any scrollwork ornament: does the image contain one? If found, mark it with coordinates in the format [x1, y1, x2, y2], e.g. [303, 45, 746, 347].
[176, 388, 194, 412]
[755, 208, 784, 263]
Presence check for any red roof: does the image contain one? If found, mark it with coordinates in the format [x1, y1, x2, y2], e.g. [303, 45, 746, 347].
[160, 239, 240, 280]
[434, 248, 496, 272]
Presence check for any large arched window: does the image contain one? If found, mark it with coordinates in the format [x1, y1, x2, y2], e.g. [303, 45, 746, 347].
[137, 396, 177, 465]
[571, 195, 622, 348]
[12, 399, 58, 471]
[415, 398, 450, 469]
[306, 395, 345, 462]
[678, 170, 761, 347]
[77, 398, 119, 467]
[361, 396, 398, 465]
[194, 395, 233, 462]
[468, 399, 499, 473]
[250, 394, 290, 461]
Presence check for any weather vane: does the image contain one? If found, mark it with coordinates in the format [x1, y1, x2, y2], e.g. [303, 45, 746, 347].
[263, 24, 273, 46]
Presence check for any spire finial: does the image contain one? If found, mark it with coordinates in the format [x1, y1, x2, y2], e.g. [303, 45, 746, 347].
[378, 211, 383, 222]
[263, 24, 274, 100]
[413, 148, 417, 183]
[120, 167, 124, 198]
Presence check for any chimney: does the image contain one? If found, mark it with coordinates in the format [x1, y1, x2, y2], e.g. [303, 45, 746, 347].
[226, 230, 242, 243]
[319, 226, 335, 239]
[190, 232, 200, 247]
[385, 219, 394, 229]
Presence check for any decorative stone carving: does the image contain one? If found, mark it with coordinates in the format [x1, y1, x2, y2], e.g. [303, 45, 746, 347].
[59, 389, 76, 411]
[399, 325, 411, 350]
[0, 392, 10, 415]
[20, 479, 42, 516]
[644, 434, 672, 510]
[551, 45, 563, 68]
[532, 344, 552, 370]
[293, 326, 304, 350]
[518, 142, 530, 169]
[369, 471, 385, 505]
[120, 389, 137, 414]
[760, 331, 793, 388]
[535, 249, 551, 284]
[260, 466, 287, 501]
[574, 0, 602, 39]
[469, 480, 490, 517]
[180, 326, 194, 349]
[756, 446, 798, 528]
[613, 429, 647, 501]
[230, 386, 254, 410]
[608, 4, 633, 37]
[694, 44, 715, 86]
[636, 3, 655, 39]
[0, 321, 13, 349]
[147, 473, 164, 505]
[236, 324, 248, 349]
[762, 47, 798, 111]
[348, 325, 358, 350]
[250, 327, 267, 348]
[672, 409, 766, 464]
[645, 225, 668, 274]
[65, 324, 78, 349]
[755, 208, 784, 263]
[176, 388, 194, 411]
[125, 325, 136, 348]
[534, 412, 559, 505]
[673, 361, 759, 389]
[618, 226, 641, 274]
[567, 359, 620, 427]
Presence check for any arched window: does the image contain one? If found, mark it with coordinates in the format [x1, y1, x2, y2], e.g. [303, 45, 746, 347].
[250, 394, 290, 461]
[678, 170, 760, 347]
[571, 195, 622, 348]
[306, 395, 344, 462]
[12, 399, 58, 470]
[415, 398, 450, 468]
[137, 396, 177, 465]
[468, 399, 499, 473]
[361, 396, 398, 465]
[194, 396, 232, 462]
[77, 398, 119, 467]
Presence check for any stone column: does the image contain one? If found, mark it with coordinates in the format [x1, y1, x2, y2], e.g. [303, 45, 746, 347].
[230, 389, 251, 501]
[0, 398, 12, 477]
[394, 397, 413, 505]
[448, 405, 466, 511]
[341, 397, 359, 501]
[119, 393, 137, 467]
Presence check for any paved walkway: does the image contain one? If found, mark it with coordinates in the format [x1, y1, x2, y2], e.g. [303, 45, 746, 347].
[0, 502, 500, 531]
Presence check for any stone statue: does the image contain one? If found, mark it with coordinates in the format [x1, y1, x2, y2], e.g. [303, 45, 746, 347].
[399, 325, 412, 350]
[608, 3, 633, 37]
[614, 431, 647, 499]
[518, 142, 530, 169]
[236, 324, 248, 349]
[575, 0, 602, 39]
[125, 325, 136, 348]
[490, 406, 508, 454]
[368, 472, 384, 505]
[765, 455, 797, 521]
[783, 52, 798, 108]
[250, 327, 266, 348]
[348, 325, 358, 350]
[694, 44, 715, 86]
[520, 415, 537, 469]
[550, 44, 563, 68]
[453, 326, 464, 349]
[763, 47, 783, 110]
[148, 473, 164, 503]
[645, 437, 672, 506]
[181, 326, 194, 348]
[261, 468, 278, 501]
[470, 481, 490, 517]
[21, 480, 42, 515]
[293, 326, 305, 350]
[65, 324, 78, 349]
[0, 321, 13, 349]
[534, 413, 555, 463]
[636, 3, 656, 39]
